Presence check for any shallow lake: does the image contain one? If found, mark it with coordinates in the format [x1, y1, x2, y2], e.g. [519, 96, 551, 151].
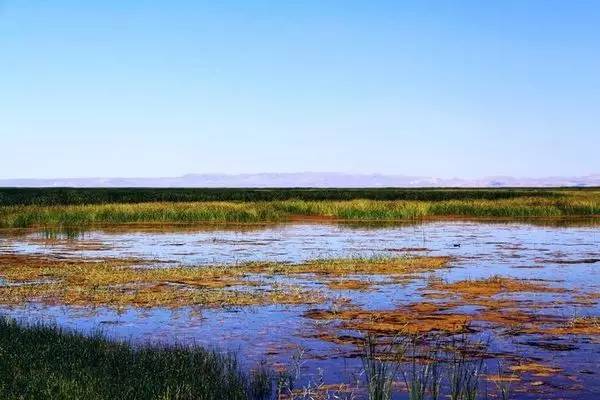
[1, 219, 599, 399]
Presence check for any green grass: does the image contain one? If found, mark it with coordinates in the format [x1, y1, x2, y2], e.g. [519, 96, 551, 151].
[0, 190, 598, 228]
[0, 187, 581, 206]
[0, 318, 270, 400]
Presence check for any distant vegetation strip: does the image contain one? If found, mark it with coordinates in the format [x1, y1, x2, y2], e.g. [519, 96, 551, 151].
[0, 318, 268, 400]
[0, 192, 598, 228]
[1, 187, 589, 206]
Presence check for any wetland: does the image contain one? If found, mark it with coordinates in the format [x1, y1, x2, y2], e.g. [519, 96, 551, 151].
[1, 215, 598, 399]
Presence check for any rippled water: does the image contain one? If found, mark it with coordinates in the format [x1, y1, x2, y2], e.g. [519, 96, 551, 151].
[1, 220, 599, 399]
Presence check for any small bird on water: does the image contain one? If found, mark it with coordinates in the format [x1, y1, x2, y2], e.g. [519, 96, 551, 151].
[453, 243, 461, 248]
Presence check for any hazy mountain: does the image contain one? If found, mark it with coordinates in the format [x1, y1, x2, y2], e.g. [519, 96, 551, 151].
[1, 173, 598, 188]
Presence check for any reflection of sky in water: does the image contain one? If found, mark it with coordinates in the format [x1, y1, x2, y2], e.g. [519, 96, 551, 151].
[3, 221, 598, 291]
[2, 221, 598, 263]
[1, 221, 599, 399]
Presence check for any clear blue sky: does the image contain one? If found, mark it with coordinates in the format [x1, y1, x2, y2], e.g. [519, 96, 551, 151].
[1, 1, 599, 179]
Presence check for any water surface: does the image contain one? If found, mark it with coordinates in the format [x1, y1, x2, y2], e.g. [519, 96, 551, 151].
[1, 220, 598, 399]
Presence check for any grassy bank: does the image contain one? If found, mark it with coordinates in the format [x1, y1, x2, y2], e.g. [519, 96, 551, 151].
[0, 318, 268, 400]
[0, 191, 598, 228]
[0, 187, 575, 206]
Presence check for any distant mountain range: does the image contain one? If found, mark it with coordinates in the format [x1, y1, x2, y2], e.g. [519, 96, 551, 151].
[1, 173, 598, 188]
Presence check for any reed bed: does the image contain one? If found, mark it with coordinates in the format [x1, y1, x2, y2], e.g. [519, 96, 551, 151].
[0, 187, 572, 206]
[0, 192, 598, 228]
[0, 317, 269, 400]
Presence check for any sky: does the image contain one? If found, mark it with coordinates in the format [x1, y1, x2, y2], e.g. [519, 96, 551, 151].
[1, 1, 599, 179]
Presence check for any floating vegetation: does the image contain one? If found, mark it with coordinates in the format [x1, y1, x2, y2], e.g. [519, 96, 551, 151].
[426, 276, 568, 299]
[0, 254, 448, 309]
[326, 279, 373, 291]
[305, 307, 472, 335]
[420, 276, 600, 338]
[250, 256, 450, 277]
[509, 363, 562, 377]
[544, 316, 600, 336]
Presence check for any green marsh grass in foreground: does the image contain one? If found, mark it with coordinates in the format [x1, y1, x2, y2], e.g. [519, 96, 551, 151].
[0, 318, 505, 400]
[0, 318, 269, 400]
[0, 190, 598, 228]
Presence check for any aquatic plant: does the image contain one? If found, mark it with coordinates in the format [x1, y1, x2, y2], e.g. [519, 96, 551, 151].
[356, 334, 501, 400]
[249, 361, 274, 400]
[492, 362, 514, 400]
[0, 254, 448, 309]
[401, 338, 442, 400]
[0, 317, 266, 400]
[360, 335, 402, 400]
[446, 338, 486, 400]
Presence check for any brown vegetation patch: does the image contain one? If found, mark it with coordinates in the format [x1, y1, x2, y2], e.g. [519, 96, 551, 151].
[407, 301, 458, 314]
[571, 292, 600, 306]
[510, 362, 562, 377]
[486, 375, 520, 383]
[419, 277, 599, 338]
[305, 308, 471, 335]
[477, 309, 564, 329]
[544, 317, 600, 336]
[0, 280, 324, 309]
[326, 280, 372, 290]
[350, 314, 471, 335]
[304, 331, 364, 346]
[249, 256, 450, 276]
[427, 276, 567, 299]
[0, 253, 322, 308]
[0, 253, 446, 309]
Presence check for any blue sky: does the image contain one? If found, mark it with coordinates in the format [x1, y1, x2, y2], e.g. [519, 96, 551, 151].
[1, 1, 599, 179]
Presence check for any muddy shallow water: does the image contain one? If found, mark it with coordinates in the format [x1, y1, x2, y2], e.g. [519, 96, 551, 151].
[1, 220, 599, 399]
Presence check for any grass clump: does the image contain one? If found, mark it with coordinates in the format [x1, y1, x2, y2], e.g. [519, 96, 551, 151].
[0, 317, 268, 400]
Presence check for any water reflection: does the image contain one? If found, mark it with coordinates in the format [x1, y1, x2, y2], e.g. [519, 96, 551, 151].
[1, 219, 599, 399]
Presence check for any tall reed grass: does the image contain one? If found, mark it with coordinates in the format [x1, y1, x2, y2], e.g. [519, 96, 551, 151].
[0, 187, 570, 206]
[0, 192, 597, 228]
